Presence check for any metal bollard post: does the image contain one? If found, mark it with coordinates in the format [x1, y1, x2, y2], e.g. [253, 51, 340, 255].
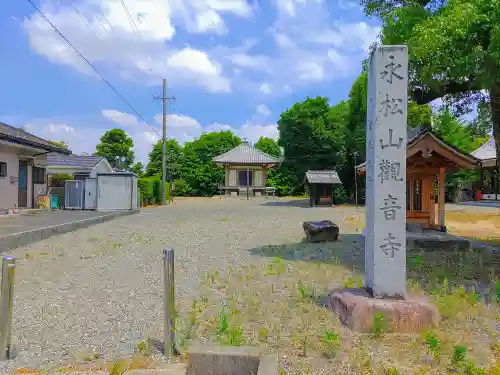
[0, 256, 15, 361]
[163, 249, 176, 358]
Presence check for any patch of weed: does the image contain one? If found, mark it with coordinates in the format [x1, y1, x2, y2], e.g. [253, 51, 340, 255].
[320, 331, 341, 359]
[343, 275, 364, 288]
[109, 360, 127, 375]
[257, 327, 269, 342]
[451, 345, 468, 367]
[265, 257, 286, 276]
[136, 340, 148, 355]
[296, 280, 315, 303]
[372, 313, 387, 338]
[423, 330, 440, 359]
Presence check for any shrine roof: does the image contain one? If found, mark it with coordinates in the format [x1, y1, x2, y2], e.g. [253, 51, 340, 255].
[356, 126, 479, 171]
[305, 170, 342, 184]
[212, 140, 282, 165]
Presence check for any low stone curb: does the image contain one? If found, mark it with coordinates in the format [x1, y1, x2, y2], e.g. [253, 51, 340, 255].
[57, 365, 187, 375]
[0, 209, 140, 252]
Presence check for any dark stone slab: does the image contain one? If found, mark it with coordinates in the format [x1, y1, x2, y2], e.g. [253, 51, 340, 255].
[303, 220, 339, 242]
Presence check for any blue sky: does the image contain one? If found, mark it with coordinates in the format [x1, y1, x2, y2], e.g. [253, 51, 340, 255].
[0, 0, 381, 163]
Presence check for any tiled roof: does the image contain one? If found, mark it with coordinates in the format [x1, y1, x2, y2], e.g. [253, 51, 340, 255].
[0, 122, 71, 154]
[305, 170, 342, 184]
[47, 153, 104, 169]
[472, 138, 495, 160]
[212, 141, 282, 165]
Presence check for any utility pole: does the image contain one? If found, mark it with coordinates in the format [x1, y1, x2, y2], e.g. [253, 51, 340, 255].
[154, 79, 176, 205]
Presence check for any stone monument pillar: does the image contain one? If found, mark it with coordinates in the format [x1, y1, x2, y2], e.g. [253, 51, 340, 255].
[365, 45, 408, 299]
[329, 45, 439, 333]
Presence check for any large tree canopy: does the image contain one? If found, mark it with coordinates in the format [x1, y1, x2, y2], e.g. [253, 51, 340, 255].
[278, 97, 347, 180]
[94, 128, 134, 171]
[362, 0, 498, 159]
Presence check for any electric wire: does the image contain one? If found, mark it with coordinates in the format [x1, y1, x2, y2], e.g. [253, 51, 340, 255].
[26, 0, 160, 136]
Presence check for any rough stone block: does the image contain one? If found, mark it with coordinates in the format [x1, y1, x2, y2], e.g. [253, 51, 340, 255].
[303, 220, 339, 242]
[329, 288, 440, 333]
[187, 344, 278, 375]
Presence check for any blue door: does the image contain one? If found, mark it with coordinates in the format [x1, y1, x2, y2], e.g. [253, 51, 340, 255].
[18, 161, 28, 207]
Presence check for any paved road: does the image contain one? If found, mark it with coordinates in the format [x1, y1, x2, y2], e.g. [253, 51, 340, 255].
[0, 198, 363, 372]
[0, 210, 107, 236]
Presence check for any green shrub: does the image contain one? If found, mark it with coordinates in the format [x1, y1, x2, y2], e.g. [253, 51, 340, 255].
[49, 173, 72, 187]
[138, 176, 162, 205]
[334, 185, 348, 204]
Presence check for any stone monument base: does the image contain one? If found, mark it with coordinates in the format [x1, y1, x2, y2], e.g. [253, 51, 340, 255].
[328, 288, 440, 333]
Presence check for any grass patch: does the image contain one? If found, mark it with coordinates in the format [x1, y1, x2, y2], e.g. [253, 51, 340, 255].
[176, 236, 500, 375]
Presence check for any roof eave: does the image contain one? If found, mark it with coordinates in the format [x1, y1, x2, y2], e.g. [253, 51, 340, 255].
[0, 134, 72, 155]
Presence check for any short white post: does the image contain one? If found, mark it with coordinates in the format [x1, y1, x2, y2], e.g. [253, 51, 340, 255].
[365, 45, 408, 298]
[163, 249, 175, 357]
[0, 256, 15, 360]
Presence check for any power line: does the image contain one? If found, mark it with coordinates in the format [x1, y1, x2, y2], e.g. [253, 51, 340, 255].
[26, 0, 160, 136]
[66, 0, 100, 41]
[119, 0, 142, 40]
[82, 0, 112, 34]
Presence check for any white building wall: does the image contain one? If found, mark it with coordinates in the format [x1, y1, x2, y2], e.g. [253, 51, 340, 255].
[90, 159, 113, 178]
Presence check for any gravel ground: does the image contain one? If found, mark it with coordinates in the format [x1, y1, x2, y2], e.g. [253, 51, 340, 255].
[0, 197, 363, 372]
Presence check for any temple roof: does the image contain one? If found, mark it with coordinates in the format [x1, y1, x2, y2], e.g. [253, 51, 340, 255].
[356, 126, 478, 171]
[305, 170, 342, 184]
[472, 138, 495, 161]
[212, 140, 282, 165]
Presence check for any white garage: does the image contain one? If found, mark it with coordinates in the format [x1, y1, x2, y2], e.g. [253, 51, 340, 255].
[96, 172, 138, 211]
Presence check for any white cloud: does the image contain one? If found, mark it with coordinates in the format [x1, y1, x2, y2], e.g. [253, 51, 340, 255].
[167, 48, 231, 92]
[256, 104, 271, 117]
[209, 0, 381, 95]
[259, 83, 272, 95]
[102, 109, 140, 127]
[22, 0, 242, 92]
[21, 0, 379, 97]
[44, 123, 76, 133]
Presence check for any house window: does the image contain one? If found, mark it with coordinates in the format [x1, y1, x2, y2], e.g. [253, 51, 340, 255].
[33, 167, 46, 184]
[0, 162, 6, 177]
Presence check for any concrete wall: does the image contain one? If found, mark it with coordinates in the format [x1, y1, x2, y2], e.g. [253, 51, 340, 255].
[0, 146, 20, 210]
[0, 145, 48, 210]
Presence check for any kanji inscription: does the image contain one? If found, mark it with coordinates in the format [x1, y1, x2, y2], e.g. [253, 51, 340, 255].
[380, 94, 403, 117]
[380, 54, 404, 84]
[379, 233, 401, 258]
[378, 160, 403, 184]
[380, 194, 401, 220]
[380, 129, 403, 150]
[365, 45, 408, 298]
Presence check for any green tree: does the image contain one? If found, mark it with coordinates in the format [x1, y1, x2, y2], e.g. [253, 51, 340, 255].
[144, 139, 183, 180]
[180, 131, 241, 196]
[278, 97, 347, 192]
[255, 137, 282, 158]
[131, 162, 144, 177]
[94, 128, 134, 171]
[362, 0, 500, 164]
[469, 101, 492, 138]
[432, 108, 479, 153]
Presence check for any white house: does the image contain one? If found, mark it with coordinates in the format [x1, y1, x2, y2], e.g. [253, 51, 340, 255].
[47, 153, 113, 180]
[0, 122, 70, 210]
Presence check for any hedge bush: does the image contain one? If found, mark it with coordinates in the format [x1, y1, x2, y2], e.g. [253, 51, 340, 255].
[138, 176, 171, 205]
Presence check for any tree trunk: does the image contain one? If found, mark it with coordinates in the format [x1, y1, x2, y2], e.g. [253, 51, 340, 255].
[489, 84, 500, 190]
